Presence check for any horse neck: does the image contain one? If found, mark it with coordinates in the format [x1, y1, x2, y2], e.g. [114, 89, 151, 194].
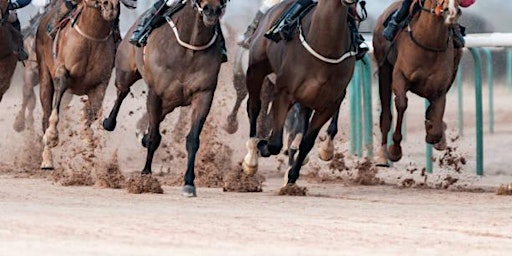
[411, 8, 450, 49]
[174, 2, 216, 46]
[76, 4, 111, 39]
[306, 1, 350, 57]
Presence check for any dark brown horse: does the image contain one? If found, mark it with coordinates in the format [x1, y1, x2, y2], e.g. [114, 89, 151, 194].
[373, 0, 462, 166]
[36, 0, 118, 169]
[0, 0, 19, 102]
[242, 0, 358, 187]
[102, 0, 226, 197]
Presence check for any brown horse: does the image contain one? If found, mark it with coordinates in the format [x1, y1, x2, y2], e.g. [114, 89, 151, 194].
[102, 0, 227, 197]
[373, 0, 463, 166]
[0, 0, 19, 102]
[242, 0, 358, 187]
[36, 0, 118, 169]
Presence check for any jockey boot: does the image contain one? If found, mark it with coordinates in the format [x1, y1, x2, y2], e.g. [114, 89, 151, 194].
[382, 0, 412, 41]
[452, 23, 466, 48]
[264, 0, 314, 43]
[238, 10, 264, 49]
[348, 17, 368, 61]
[129, 0, 167, 47]
[10, 17, 28, 61]
[46, 0, 77, 39]
[217, 22, 228, 63]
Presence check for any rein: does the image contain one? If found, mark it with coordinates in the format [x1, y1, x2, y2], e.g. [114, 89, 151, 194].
[165, 16, 218, 51]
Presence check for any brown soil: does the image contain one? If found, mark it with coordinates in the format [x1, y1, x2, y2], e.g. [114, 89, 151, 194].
[126, 174, 164, 194]
[354, 158, 384, 185]
[222, 163, 265, 192]
[94, 151, 125, 189]
[278, 183, 308, 196]
[435, 146, 467, 173]
[496, 184, 512, 195]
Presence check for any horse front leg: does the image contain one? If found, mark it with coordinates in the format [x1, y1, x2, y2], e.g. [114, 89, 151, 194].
[40, 65, 68, 169]
[182, 91, 215, 197]
[13, 65, 38, 132]
[141, 90, 163, 175]
[256, 92, 291, 157]
[103, 69, 140, 131]
[376, 63, 393, 167]
[425, 95, 447, 151]
[389, 72, 408, 162]
[286, 107, 337, 185]
[224, 70, 247, 134]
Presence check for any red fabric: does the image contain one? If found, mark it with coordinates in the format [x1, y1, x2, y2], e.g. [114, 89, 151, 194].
[459, 0, 476, 8]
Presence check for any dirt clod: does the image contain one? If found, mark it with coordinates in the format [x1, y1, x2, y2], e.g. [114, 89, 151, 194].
[95, 151, 125, 189]
[278, 183, 308, 196]
[126, 174, 164, 194]
[354, 158, 383, 185]
[329, 153, 349, 173]
[496, 184, 512, 196]
[223, 163, 265, 192]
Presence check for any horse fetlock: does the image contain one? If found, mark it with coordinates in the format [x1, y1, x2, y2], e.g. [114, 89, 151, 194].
[243, 138, 259, 175]
[40, 146, 54, 170]
[375, 145, 390, 167]
[43, 127, 59, 147]
[223, 115, 238, 134]
[319, 137, 334, 161]
[181, 185, 197, 197]
[13, 113, 25, 132]
[388, 144, 403, 162]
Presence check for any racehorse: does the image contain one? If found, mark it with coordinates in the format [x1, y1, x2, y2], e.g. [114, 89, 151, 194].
[0, 0, 19, 102]
[36, 0, 118, 169]
[242, 0, 358, 187]
[102, 0, 227, 197]
[373, 0, 462, 166]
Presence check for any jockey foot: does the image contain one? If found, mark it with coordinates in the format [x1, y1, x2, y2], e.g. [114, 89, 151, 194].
[238, 10, 264, 49]
[452, 24, 466, 48]
[129, 1, 165, 47]
[383, 20, 398, 41]
[221, 48, 228, 63]
[264, 0, 313, 43]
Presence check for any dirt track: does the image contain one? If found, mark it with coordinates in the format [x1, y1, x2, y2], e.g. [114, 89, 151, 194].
[1, 177, 511, 256]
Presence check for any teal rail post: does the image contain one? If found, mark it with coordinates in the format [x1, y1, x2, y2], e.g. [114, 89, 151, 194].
[456, 67, 464, 136]
[481, 48, 494, 133]
[350, 63, 362, 156]
[507, 48, 512, 91]
[469, 48, 484, 176]
[425, 100, 433, 173]
[362, 55, 373, 157]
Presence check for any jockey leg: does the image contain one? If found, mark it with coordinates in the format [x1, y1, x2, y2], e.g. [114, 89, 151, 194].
[348, 15, 368, 61]
[264, 0, 315, 43]
[46, 0, 78, 39]
[8, 13, 28, 61]
[383, 0, 413, 41]
[129, 0, 173, 47]
[452, 23, 466, 48]
[238, 10, 264, 49]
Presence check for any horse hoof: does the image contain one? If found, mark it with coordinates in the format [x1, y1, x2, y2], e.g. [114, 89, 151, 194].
[40, 161, 54, 170]
[181, 185, 197, 197]
[242, 160, 257, 176]
[375, 161, 390, 168]
[13, 115, 25, 132]
[319, 149, 334, 161]
[102, 118, 116, 131]
[388, 145, 402, 162]
[223, 120, 238, 134]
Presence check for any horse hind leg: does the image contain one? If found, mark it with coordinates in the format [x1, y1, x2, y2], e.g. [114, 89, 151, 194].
[182, 91, 215, 197]
[376, 62, 394, 167]
[319, 106, 342, 161]
[103, 68, 141, 131]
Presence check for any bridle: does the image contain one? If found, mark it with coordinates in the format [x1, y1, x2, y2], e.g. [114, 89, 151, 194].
[191, 0, 228, 16]
[406, 0, 457, 52]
